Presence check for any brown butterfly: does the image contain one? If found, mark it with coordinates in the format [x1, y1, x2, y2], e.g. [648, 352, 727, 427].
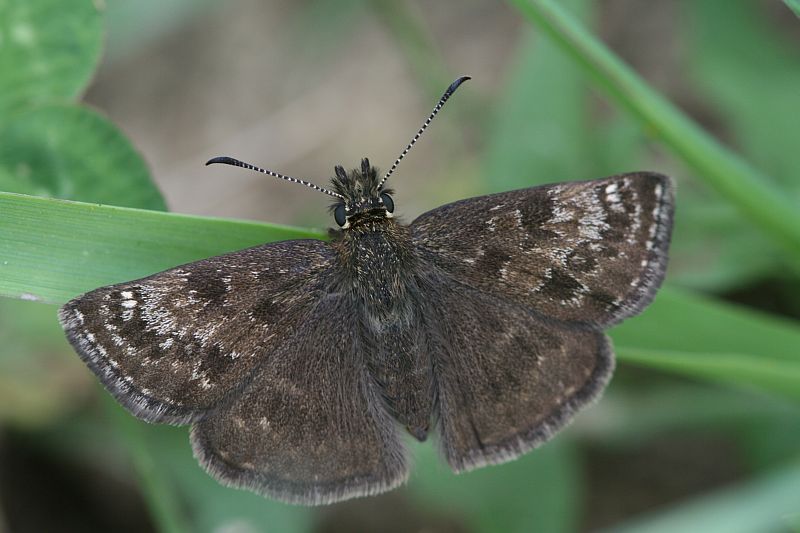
[60, 77, 674, 505]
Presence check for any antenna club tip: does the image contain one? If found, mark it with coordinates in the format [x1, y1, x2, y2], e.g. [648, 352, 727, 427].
[448, 76, 471, 93]
[206, 156, 241, 167]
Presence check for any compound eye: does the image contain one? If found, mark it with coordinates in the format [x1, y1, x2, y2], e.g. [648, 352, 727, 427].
[334, 204, 347, 227]
[380, 192, 394, 213]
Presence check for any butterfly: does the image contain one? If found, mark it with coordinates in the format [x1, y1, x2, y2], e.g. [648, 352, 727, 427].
[59, 77, 674, 505]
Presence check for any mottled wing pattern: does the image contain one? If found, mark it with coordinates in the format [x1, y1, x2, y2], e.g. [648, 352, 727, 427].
[191, 292, 409, 504]
[59, 240, 335, 424]
[412, 173, 674, 328]
[418, 273, 613, 472]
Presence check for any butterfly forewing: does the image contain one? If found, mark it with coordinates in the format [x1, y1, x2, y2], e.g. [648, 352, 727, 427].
[59, 240, 336, 424]
[411, 172, 674, 328]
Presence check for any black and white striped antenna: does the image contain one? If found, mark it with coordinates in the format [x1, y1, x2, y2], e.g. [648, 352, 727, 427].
[377, 76, 470, 190]
[206, 76, 469, 198]
[205, 156, 345, 200]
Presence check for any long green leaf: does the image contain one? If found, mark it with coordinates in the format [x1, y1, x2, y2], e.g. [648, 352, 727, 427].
[506, 0, 800, 265]
[612, 287, 800, 363]
[0, 191, 325, 304]
[617, 348, 800, 402]
[611, 286, 800, 400]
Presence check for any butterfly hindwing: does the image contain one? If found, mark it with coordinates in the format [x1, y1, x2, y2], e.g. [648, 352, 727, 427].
[416, 272, 612, 471]
[59, 240, 335, 424]
[411, 172, 674, 328]
[190, 291, 409, 505]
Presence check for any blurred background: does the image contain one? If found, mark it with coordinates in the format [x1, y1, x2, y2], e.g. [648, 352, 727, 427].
[1, 0, 800, 531]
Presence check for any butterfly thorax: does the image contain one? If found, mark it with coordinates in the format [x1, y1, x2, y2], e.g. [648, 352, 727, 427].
[332, 217, 416, 322]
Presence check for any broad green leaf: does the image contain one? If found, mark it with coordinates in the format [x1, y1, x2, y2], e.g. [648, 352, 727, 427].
[507, 0, 800, 266]
[0, 191, 325, 304]
[608, 460, 800, 533]
[0, 105, 166, 209]
[0, 0, 104, 117]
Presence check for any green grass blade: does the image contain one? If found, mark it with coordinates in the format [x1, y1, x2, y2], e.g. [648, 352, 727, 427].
[611, 286, 800, 400]
[617, 348, 800, 402]
[0, 191, 326, 304]
[784, 0, 800, 18]
[507, 0, 800, 264]
[612, 287, 800, 363]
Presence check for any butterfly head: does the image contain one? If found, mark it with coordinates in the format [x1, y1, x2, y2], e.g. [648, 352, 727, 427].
[329, 158, 394, 229]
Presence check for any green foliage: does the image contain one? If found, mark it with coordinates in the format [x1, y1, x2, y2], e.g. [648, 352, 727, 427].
[0, 0, 103, 116]
[1, 0, 799, 532]
[508, 0, 800, 270]
[0, 105, 166, 208]
[0, 191, 324, 303]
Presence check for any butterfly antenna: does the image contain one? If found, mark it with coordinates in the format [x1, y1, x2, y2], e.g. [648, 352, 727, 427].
[206, 156, 345, 200]
[377, 76, 471, 190]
